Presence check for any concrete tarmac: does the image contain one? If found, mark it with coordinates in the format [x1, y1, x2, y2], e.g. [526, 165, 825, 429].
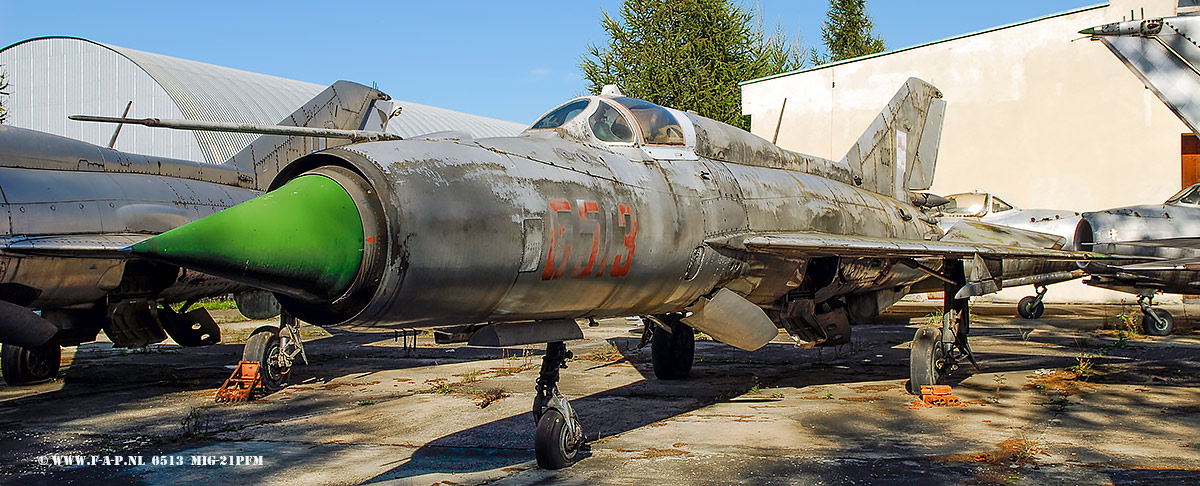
[1, 302, 1198, 485]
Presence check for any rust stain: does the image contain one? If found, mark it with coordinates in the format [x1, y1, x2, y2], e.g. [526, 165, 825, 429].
[849, 383, 902, 393]
[632, 447, 689, 459]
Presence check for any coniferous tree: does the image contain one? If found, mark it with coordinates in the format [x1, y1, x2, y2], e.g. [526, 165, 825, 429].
[815, 0, 886, 65]
[581, 0, 806, 130]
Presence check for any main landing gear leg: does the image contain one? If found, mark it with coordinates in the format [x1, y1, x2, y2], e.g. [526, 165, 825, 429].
[1018, 285, 1048, 319]
[1137, 294, 1175, 336]
[909, 260, 979, 394]
[532, 341, 584, 469]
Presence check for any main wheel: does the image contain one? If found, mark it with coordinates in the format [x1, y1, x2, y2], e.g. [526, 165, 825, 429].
[243, 328, 286, 391]
[1, 343, 62, 386]
[651, 316, 694, 380]
[1142, 309, 1175, 336]
[1017, 296, 1045, 319]
[535, 409, 579, 469]
[908, 326, 945, 395]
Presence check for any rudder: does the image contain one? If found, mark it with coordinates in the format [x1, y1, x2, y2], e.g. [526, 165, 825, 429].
[839, 78, 945, 201]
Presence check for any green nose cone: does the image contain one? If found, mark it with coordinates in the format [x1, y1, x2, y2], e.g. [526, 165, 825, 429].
[130, 174, 365, 302]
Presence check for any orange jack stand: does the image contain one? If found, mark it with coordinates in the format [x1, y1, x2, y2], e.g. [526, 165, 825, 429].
[215, 361, 264, 403]
[920, 384, 962, 406]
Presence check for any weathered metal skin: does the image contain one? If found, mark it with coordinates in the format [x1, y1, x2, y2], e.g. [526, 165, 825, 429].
[135, 78, 1088, 351]
[269, 92, 939, 331]
[1075, 195, 1200, 293]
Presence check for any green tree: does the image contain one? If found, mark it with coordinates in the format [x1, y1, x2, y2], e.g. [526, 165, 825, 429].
[581, 0, 807, 130]
[814, 0, 886, 65]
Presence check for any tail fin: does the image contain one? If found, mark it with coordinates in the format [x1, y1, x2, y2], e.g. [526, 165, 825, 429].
[840, 77, 946, 201]
[225, 80, 392, 190]
[1096, 16, 1200, 137]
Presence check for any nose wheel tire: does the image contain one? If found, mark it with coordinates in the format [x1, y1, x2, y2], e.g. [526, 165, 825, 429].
[650, 315, 694, 380]
[1017, 296, 1044, 320]
[243, 328, 286, 391]
[908, 326, 945, 394]
[535, 409, 580, 469]
[1142, 309, 1175, 336]
[1, 343, 62, 386]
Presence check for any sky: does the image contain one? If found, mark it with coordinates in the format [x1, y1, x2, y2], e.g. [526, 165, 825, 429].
[0, 0, 1105, 124]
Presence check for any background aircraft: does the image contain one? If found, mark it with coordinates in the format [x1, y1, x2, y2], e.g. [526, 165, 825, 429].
[930, 190, 1083, 319]
[1075, 183, 1200, 335]
[115, 78, 1106, 469]
[0, 81, 392, 385]
[1077, 14, 1200, 334]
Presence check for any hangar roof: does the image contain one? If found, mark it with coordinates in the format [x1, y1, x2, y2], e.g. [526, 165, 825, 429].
[0, 36, 525, 164]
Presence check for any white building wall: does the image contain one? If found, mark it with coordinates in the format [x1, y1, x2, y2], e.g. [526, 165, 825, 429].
[742, 0, 1186, 303]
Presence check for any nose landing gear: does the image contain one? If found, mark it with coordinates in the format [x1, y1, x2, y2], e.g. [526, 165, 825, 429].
[1138, 294, 1175, 336]
[532, 341, 584, 469]
[1017, 285, 1048, 319]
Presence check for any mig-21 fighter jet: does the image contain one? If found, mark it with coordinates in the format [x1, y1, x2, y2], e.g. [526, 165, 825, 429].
[90, 78, 1112, 469]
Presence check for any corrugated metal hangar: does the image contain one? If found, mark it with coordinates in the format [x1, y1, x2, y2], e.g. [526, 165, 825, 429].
[741, 0, 1190, 303]
[0, 36, 525, 165]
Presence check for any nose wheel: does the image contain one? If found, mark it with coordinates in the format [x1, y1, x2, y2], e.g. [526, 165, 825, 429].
[1017, 285, 1048, 319]
[1138, 295, 1175, 336]
[532, 341, 584, 469]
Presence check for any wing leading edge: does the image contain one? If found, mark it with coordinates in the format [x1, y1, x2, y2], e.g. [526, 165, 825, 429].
[706, 232, 1107, 261]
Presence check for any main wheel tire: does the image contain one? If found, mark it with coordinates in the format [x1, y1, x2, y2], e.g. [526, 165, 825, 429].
[908, 326, 945, 395]
[243, 328, 286, 391]
[1017, 296, 1045, 320]
[651, 316, 694, 380]
[1, 343, 62, 386]
[1142, 309, 1175, 336]
[534, 409, 579, 469]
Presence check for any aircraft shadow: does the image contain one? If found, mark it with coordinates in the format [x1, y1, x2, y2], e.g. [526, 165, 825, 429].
[367, 318, 1200, 482]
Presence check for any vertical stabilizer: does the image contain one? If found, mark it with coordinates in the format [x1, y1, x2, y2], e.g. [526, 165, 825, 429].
[1093, 16, 1200, 137]
[839, 78, 946, 201]
[225, 81, 392, 190]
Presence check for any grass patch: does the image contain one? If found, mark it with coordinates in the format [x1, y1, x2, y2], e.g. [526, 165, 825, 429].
[578, 341, 624, 362]
[421, 378, 455, 394]
[181, 407, 212, 440]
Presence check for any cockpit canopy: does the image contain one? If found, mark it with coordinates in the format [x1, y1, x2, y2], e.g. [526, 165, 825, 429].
[937, 192, 1014, 217]
[1166, 183, 1200, 205]
[528, 96, 686, 146]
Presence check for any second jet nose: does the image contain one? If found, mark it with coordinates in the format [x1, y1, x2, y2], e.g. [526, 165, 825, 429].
[1073, 216, 1100, 270]
[130, 168, 372, 303]
[1073, 217, 1095, 252]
